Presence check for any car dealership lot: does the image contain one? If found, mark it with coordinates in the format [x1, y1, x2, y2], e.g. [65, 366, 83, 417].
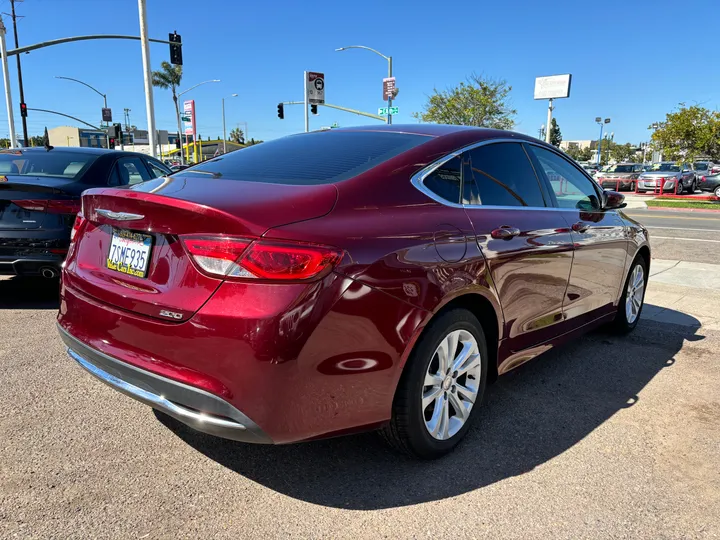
[1, 212, 719, 539]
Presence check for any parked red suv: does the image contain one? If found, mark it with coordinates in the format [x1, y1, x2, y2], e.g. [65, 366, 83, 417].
[57, 125, 650, 459]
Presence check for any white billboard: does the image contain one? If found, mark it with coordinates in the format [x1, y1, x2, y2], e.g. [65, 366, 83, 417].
[534, 74, 572, 100]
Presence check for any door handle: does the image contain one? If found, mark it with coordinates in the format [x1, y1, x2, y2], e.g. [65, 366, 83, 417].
[491, 226, 520, 240]
[572, 222, 589, 233]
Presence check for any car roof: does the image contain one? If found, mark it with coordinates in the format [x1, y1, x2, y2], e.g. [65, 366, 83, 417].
[329, 123, 520, 139]
[0, 147, 151, 158]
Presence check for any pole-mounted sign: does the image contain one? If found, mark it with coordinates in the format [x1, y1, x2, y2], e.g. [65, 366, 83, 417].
[534, 74, 572, 144]
[307, 72, 325, 104]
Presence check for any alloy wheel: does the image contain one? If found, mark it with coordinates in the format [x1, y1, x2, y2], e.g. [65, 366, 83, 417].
[422, 329, 481, 441]
[625, 264, 645, 324]
[715, 186, 720, 198]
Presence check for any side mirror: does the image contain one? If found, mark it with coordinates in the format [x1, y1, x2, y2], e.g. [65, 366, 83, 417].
[602, 190, 626, 210]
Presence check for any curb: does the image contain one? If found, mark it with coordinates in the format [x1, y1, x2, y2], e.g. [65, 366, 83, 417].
[644, 206, 720, 213]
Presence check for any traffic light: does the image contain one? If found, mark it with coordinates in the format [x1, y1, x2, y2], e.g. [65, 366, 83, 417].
[112, 123, 122, 139]
[311, 104, 318, 115]
[175, 135, 181, 149]
[20, 102, 27, 118]
[277, 103, 284, 119]
[169, 32, 182, 66]
[108, 138, 116, 149]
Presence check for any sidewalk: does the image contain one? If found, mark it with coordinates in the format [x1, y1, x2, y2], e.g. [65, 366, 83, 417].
[644, 258, 720, 331]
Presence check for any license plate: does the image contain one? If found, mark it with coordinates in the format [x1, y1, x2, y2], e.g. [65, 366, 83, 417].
[107, 229, 153, 278]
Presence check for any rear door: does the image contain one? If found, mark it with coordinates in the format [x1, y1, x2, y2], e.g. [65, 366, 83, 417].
[527, 144, 627, 325]
[460, 141, 574, 354]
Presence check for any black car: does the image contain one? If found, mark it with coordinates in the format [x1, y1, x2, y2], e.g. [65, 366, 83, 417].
[0, 147, 172, 278]
[697, 172, 720, 198]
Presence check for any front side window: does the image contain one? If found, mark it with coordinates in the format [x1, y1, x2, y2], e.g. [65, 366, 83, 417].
[530, 146, 601, 211]
[462, 142, 546, 207]
[422, 157, 462, 204]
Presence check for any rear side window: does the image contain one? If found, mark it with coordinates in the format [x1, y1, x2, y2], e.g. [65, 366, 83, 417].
[173, 131, 429, 185]
[422, 157, 462, 204]
[109, 157, 152, 186]
[462, 143, 546, 207]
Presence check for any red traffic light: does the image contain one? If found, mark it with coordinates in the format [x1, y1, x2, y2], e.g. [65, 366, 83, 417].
[20, 102, 27, 118]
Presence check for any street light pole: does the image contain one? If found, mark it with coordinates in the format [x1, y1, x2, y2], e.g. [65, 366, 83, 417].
[222, 93, 237, 154]
[137, 0, 157, 157]
[0, 18, 17, 148]
[335, 45, 393, 124]
[55, 76, 110, 148]
[595, 117, 610, 166]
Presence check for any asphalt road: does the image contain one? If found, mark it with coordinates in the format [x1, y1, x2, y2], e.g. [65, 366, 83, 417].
[624, 208, 720, 265]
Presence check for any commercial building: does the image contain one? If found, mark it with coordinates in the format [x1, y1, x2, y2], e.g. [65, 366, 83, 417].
[47, 126, 180, 156]
[559, 140, 599, 152]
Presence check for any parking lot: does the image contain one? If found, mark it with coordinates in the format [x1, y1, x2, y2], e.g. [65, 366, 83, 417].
[1, 208, 719, 539]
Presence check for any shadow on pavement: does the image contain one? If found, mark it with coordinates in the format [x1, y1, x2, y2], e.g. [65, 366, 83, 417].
[155, 306, 702, 510]
[0, 276, 60, 310]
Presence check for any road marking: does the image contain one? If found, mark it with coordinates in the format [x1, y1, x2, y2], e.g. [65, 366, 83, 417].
[652, 236, 720, 243]
[646, 226, 720, 233]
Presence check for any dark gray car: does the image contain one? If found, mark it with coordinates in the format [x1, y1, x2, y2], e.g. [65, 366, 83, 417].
[637, 162, 696, 194]
[597, 163, 644, 191]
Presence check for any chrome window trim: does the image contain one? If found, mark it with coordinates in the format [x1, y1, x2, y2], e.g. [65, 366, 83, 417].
[410, 137, 605, 212]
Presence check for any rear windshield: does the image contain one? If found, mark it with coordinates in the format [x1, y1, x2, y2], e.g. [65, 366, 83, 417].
[174, 131, 430, 185]
[0, 151, 98, 180]
[694, 162, 709, 170]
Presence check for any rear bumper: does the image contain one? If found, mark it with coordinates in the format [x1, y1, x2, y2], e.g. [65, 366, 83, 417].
[0, 229, 69, 275]
[58, 323, 273, 444]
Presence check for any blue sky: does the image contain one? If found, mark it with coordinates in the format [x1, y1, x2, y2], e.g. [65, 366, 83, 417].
[4, 0, 718, 144]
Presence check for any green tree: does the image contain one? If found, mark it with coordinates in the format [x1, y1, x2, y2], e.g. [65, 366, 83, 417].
[151, 61, 183, 138]
[229, 127, 244, 144]
[610, 143, 635, 163]
[651, 104, 720, 162]
[412, 73, 516, 129]
[549, 118, 562, 147]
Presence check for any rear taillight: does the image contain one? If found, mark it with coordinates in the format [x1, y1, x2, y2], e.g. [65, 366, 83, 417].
[180, 235, 343, 281]
[11, 199, 81, 214]
[12, 199, 46, 212]
[46, 200, 81, 214]
[701, 176, 706, 182]
[70, 214, 86, 241]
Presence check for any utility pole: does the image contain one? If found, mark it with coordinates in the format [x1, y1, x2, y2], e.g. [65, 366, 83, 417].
[137, 0, 157, 157]
[0, 17, 16, 148]
[9, 0, 27, 146]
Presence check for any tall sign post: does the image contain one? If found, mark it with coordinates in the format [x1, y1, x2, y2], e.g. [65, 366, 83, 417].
[534, 74, 572, 144]
[305, 71, 325, 133]
[183, 99, 196, 163]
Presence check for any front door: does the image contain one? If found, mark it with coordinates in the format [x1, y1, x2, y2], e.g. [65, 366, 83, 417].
[527, 144, 628, 325]
[460, 142, 575, 358]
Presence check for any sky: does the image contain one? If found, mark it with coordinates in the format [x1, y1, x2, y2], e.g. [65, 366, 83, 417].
[2, 0, 718, 145]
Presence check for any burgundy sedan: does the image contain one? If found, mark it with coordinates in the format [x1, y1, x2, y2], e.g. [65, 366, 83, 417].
[57, 125, 650, 459]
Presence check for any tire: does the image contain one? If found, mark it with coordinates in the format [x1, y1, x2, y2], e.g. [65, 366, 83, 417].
[675, 181, 683, 195]
[630, 181, 636, 192]
[611, 256, 648, 334]
[381, 309, 489, 459]
[690, 181, 697, 194]
[715, 186, 720, 198]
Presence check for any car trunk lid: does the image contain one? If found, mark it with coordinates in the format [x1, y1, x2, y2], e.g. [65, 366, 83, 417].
[64, 177, 338, 321]
[0, 176, 81, 230]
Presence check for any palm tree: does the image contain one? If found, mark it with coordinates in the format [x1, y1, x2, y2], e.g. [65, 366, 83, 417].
[229, 127, 244, 144]
[152, 61, 183, 159]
